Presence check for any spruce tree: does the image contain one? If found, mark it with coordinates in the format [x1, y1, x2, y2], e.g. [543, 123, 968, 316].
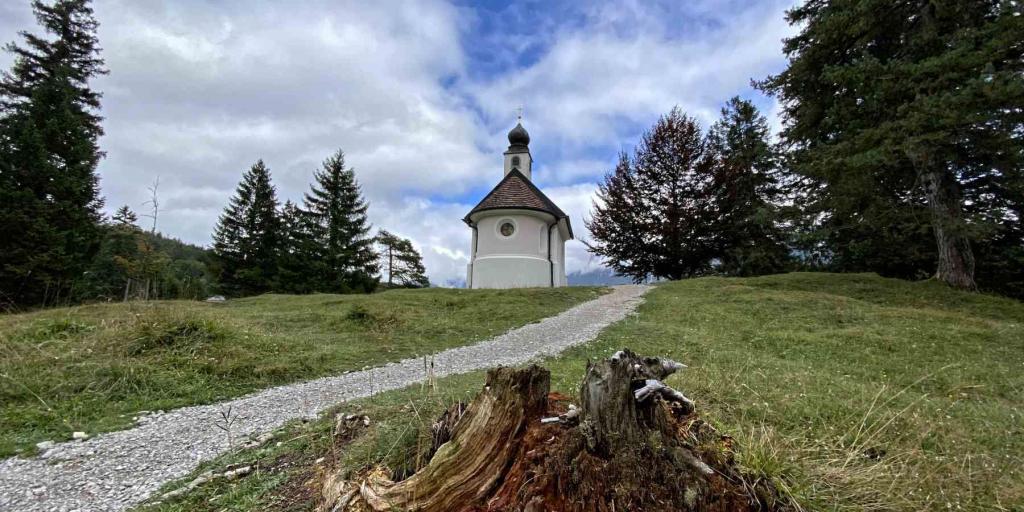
[707, 97, 791, 276]
[303, 150, 378, 293]
[78, 216, 140, 301]
[113, 205, 137, 226]
[376, 230, 429, 288]
[212, 160, 281, 296]
[759, 1, 1024, 291]
[587, 108, 719, 281]
[276, 200, 320, 293]
[79, 207, 172, 302]
[0, 0, 107, 307]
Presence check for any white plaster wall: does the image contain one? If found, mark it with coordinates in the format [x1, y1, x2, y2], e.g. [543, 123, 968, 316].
[469, 210, 565, 288]
[550, 227, 567, 286]
[503, 151, 532, 179]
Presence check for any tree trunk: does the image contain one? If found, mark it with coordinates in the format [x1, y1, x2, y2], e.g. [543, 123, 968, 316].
[578, 351, 690, 456]
[320, 351, 782, 511]
[921, 169, 977, 290]
[320, 366, 550, 511]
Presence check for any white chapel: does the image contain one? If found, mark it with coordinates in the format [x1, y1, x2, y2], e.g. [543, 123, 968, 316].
[463, 120, 573, 288]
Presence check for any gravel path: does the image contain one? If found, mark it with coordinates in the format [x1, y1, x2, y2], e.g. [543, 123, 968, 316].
[0, 285, 650, 512]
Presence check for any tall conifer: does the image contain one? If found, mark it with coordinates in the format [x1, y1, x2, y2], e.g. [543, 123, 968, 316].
[303, 150, 378, 292]
[212, 160, 281, 296]
[759, 1, 1024, 291]
[276, 200, 319, 293]
[587, 108, 719, 281]
[0, 0, 107, 307]
[707, 97, 790, 276]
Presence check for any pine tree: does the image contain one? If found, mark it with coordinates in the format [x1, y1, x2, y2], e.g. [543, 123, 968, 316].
[79, 209, 172, 302]
[707, 97, 791, 276]
[212, 160, 281, 296]
[759, 1, 1024, 291]
[0, 0, 107, 307]
[78, 217, 140, 301]
[586, 108, 719, 281]
[113, 205, 137, 227]
[303, 150, 378, 293]
[376, 230, 429, 288]
[276, 200, 320, 293]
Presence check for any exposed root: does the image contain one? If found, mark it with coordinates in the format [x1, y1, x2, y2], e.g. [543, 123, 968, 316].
[318, 351, 787, 512]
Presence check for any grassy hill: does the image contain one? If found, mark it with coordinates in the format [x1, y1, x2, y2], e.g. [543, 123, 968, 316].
[0, 287, 605, 457]
[144, 273, 1023, 511]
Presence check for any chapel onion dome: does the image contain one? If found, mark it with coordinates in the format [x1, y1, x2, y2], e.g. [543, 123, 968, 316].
[507, 122, 530, 146]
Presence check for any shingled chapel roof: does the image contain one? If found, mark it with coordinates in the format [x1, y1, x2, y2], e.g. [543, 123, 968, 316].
[463, 169, 572, 237]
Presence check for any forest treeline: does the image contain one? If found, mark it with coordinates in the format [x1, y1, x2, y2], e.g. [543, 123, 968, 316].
[1, 0, 1021, 309]
[587, 2, 1023, 298]
[0, 0, 428, 310]
[211, 151, 429, 297]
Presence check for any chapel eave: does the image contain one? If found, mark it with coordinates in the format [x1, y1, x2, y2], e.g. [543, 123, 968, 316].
[462, 168, 573, 239]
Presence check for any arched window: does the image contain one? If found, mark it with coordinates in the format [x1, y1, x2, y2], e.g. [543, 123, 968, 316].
[511, 156, 521, 168]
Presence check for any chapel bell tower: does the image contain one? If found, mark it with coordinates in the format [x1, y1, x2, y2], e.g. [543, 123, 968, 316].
[503, 119, 532, 179]
[463, 117, 573, 289]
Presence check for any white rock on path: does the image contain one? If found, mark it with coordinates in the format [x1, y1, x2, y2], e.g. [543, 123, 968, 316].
[0, 285, 650, 512]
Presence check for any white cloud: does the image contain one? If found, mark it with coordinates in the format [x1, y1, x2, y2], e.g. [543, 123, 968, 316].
[468, 1, 795, 151]
[366, 196, 473, 286]
[0, 0, 796, 286]
[544, 183, 605, 274]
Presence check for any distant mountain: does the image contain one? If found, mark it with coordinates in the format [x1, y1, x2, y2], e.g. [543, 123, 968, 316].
[439, 277, 467, 289]
[567, 268, 635, 286]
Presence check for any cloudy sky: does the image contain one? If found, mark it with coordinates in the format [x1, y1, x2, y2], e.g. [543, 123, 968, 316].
[0, 0, 796, 285]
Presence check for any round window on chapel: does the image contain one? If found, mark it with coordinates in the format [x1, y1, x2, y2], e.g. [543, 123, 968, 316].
[500, 222, 515, 237]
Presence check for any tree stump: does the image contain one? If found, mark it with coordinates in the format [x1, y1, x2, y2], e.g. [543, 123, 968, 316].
[319, 350, 784, 511]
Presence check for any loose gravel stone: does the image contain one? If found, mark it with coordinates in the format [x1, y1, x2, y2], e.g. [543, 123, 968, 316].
[0, 285, 649, 512]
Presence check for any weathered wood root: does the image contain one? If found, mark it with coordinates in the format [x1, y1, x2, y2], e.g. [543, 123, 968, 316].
[319, 365, 550, 511]
[319, 351, 786, 512]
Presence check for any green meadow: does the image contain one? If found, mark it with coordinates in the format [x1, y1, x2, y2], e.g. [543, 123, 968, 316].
[144, 273, 1023, 511]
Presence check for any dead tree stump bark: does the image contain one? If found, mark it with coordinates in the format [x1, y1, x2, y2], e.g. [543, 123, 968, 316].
[579, 350, 692, 456]
[320, 351, 784, 512]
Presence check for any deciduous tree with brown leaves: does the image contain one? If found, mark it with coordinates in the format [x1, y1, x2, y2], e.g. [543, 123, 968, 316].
[586, 108, 719, 282]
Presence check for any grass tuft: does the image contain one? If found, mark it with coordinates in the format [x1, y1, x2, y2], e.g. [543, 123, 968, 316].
[32, 318, 97, 339]
[128, 311, 227, 356]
